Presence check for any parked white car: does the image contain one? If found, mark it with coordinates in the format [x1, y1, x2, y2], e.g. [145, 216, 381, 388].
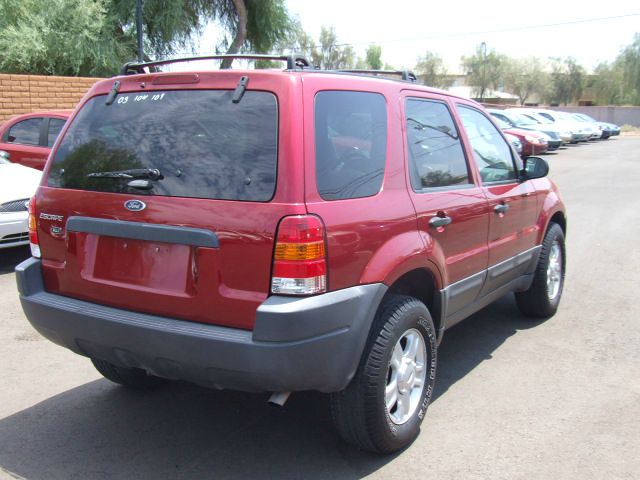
[571, 113, 612, 139]
[506, 108, 573, 144]
[527, 109, 592, 143]
[0, 152, 41, 249]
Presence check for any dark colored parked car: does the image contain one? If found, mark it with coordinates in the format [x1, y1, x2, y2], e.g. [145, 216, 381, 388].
[16, 55, 567, 454]
[0, 111, 70, 170]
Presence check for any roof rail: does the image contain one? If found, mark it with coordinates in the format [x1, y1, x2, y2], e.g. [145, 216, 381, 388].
[337, 69, 418, 82]
[119, 54, 311, 75]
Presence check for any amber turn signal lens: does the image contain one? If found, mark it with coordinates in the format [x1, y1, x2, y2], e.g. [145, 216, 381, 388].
[274, 241, 325, 261]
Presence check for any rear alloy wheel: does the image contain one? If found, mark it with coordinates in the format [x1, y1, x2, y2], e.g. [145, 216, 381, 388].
[91, 358, 166, 389]
[386, 329, 427, 425]
[330, 295, 437, 453]
[516, 222, 565, 318]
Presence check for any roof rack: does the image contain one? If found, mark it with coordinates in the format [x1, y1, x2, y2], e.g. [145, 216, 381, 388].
[120, 54, 311, 76]
[337, 69, 418, 83]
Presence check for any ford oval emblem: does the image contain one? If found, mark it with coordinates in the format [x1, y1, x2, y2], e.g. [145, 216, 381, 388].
[124, 199, 146, 212]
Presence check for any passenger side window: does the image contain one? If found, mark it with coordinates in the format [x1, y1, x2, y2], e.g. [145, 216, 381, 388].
[47, 118, 66, 147]
[457, 106, 517, 183]
[405, 99, 470, 190]
[7, 118, 42, 146]
[315, 91, 387, 200]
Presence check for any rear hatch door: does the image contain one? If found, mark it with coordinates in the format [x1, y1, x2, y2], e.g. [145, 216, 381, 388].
[36, 73, 304, 330]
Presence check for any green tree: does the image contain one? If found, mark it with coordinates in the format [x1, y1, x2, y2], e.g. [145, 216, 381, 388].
[590, 34, 640, 105]
[547, 57, 585, 105]
[618, 33, 640, 104]
[0, 0, 293, 76]
[591, 62, 625, 104]
[283, 26, 354, 70]
[414, 51, 452, 89]
[215, 0, 293, 68]
[503, 57, 549, 105]
[365, 45, 383, 70]
[0, 0, 127, 76]
[461, 44, 507, 99]
[311, 26, 355, 69]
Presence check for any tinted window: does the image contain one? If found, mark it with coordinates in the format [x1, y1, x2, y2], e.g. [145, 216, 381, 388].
[8, 118, 42, 145]
[458, 105, 516, 183]
[405, 99, 470, 189]
[48, 90, 278, 202]
[47, 118, 66, 147]
[315, 91, 387, 200]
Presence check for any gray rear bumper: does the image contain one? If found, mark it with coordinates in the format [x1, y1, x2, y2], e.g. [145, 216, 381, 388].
[16, 258, 386, 393]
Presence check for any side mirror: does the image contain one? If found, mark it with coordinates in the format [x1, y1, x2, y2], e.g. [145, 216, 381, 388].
[521, 156, 549, 180]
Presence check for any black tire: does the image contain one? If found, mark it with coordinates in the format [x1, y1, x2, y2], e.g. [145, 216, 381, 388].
[91, 358, 166, 389]
[515, 222, 566, 318]
[330, 295, 437, 454]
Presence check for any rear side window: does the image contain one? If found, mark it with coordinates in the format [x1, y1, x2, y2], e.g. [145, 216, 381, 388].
[315, 91, 387, 200]
[405, 98, 470, 190]
[47, 118, 66, 147]
[48, 90, 278, 202]
[7, 118, 42, 145]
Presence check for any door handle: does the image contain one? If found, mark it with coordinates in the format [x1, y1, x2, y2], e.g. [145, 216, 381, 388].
[429, 215, 452, 228]
[494, 203, 510, 214]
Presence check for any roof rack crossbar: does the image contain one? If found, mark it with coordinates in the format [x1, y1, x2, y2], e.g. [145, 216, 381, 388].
[120, 54, 310, 75]
[337, 69, 418, 82]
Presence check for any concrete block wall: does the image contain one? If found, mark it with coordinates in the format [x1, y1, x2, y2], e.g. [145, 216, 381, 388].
[548, 106, 640, 127]
[0, 74, 102, 123]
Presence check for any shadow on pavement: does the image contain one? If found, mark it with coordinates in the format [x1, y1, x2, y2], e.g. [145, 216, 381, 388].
[0, 295, 542, 479]
[0, 246, 30, 275]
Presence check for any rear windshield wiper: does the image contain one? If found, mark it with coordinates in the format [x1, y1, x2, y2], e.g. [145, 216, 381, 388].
[87, 168, 163, 180]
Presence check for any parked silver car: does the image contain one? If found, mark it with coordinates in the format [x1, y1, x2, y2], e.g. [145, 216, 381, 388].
[529, 109, 592, 143]
[506, 108, 572, 144]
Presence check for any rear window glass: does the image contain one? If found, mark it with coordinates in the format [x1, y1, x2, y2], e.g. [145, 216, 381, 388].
[405, 99, 470, 190]
[47, 118, 66, 147]
[8, 118, 42, 145]
[315, 91, 387, 200]
[48, 90, 278, 202]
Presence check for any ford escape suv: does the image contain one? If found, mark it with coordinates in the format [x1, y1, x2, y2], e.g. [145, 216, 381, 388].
[16, 54, 566, 454]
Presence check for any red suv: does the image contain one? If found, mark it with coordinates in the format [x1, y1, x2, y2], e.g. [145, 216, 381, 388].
[16, 55, 566, 454]
[0, 111, 71, 170]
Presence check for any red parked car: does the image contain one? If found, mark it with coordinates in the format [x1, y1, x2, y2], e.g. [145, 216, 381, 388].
[490, 115, 549, 157]
[16, 55, 566, 454]
[0, 111, 71, 170]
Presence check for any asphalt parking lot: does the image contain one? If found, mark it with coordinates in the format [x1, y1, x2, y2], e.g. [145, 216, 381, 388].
[1, 137, 639, 480]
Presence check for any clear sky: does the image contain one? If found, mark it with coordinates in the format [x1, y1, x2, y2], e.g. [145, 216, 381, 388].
[283, 0, 639, 72]
[195, 1, 639, 73]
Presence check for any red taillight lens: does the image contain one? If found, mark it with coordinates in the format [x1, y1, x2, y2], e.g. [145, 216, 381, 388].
[271, 215, 327, 295]
[28, 196, 41, 258]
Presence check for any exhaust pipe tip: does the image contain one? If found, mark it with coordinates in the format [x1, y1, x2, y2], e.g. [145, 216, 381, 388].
[268, 391, 291, 407]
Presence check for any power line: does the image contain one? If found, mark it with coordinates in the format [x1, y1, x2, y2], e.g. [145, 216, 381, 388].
[166, 12, 640, 58]
[330, 13, 640, 48]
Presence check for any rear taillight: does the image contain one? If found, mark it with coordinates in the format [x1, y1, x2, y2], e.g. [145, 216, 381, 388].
[28, 196, 41, 258]
[271, 215, 327, 295]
